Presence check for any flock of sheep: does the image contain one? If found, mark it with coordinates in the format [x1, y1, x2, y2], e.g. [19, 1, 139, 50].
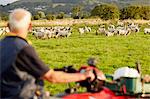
[79, 22, 150, 37]
[31, 26, 72, 39]
[0, 22, 150, 39]
[30, 22, 150, 39]
[95, 23, 140, 36]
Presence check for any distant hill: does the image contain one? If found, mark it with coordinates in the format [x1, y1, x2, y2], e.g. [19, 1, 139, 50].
[0, 0, 150, 15]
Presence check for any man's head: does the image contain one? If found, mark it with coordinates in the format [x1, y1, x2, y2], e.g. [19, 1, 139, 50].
[8, 8, 32, 38]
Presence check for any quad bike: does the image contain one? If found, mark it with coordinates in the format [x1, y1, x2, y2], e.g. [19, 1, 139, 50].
[53, 64, 150, 99]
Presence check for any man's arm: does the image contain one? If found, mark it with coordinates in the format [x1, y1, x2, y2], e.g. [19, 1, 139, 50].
[42, 69, 94, 83]
[16, 46, 50, 78]
[17, 45, 94, 83]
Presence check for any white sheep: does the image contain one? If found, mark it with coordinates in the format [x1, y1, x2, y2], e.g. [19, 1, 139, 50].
[117, 29, 130, 36]
[32, 31, 46, 39]
[0, 28, 5, 37]
[79, 28, 85, 35]
[105, 31, 114, 37]
[56, 30, 72, 38]
[96, 27, 105, 35]
[144, 28, 150, 34]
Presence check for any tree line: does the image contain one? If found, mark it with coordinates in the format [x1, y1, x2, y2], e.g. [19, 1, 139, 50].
[0, 4, 150, 21]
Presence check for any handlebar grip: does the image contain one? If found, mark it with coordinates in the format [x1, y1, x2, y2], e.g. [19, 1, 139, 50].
[54, 66, 77, 73]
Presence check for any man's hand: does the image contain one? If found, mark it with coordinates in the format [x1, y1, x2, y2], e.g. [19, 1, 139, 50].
[81, 66, 106, 81]
[83, 70, 95, 81]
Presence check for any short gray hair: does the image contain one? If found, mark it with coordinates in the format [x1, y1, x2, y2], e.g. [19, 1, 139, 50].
[9, 8, 31, 31]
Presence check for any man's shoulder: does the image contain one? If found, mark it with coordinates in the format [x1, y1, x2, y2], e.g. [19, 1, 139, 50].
[14, 36, 30, 46]
[1, 36, 34, 54]
[6, 36, 31, 49]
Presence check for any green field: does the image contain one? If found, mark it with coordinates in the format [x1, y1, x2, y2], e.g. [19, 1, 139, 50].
[26, 25, 150, 95]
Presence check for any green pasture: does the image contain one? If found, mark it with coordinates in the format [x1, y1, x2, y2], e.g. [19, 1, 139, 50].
[26, 25, 150, 95]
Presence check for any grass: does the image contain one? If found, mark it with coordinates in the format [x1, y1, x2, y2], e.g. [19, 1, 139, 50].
[26, 25, 150, 95]
[0, 20, 149, 94]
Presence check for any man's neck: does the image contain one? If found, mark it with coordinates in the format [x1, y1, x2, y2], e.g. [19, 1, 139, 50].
[8, 32, 26, 39]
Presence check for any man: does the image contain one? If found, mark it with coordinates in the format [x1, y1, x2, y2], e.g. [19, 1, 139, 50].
[0, 9, 94, 99]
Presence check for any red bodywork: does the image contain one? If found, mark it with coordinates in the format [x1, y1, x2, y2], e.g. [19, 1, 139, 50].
[63, 87, 131, 99]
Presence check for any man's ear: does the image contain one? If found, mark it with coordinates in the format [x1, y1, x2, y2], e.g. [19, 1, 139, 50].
[7, 23, 10, 30]
[28, 23, 32, 30]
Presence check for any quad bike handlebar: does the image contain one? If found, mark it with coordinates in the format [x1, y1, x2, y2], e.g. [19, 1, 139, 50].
[54, 65, 77, 73]
[54, 65, 105, 93]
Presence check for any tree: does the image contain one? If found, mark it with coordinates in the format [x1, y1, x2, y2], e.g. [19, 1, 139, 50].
[120, 5, 150, 20]
[91, 4, 120, 20]
[56, 12, 65, 19]
[141, 6, 150, 20]
[71, 6, 83, 19]
[80, 11, 90, 19]
[33, 11, 46, 20]
[0, 13, 9, 21]
[46, 13, 55, 20]
[33, 15, 40, 20]
[37, 11, 46, 19]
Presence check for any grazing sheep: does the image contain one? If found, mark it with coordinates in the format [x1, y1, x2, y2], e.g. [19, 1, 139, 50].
[105, 31, 114, 37]
[108, 25, 116, 34]
[32, 31, 46, 39]
[128, 23, 140, 33]
[144, 28, 150, 34]
[49, 29, 57, 38]
[45, 29, 53, 39]
[79, 28, 85, 35]
[130, 26, 139, 33]
[56, 30, 72, 38]
[96, 27, 105, 35]
[78, 26, 91, 35]
[84, 26, 91, 32]
[117, 29, 130, 36]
